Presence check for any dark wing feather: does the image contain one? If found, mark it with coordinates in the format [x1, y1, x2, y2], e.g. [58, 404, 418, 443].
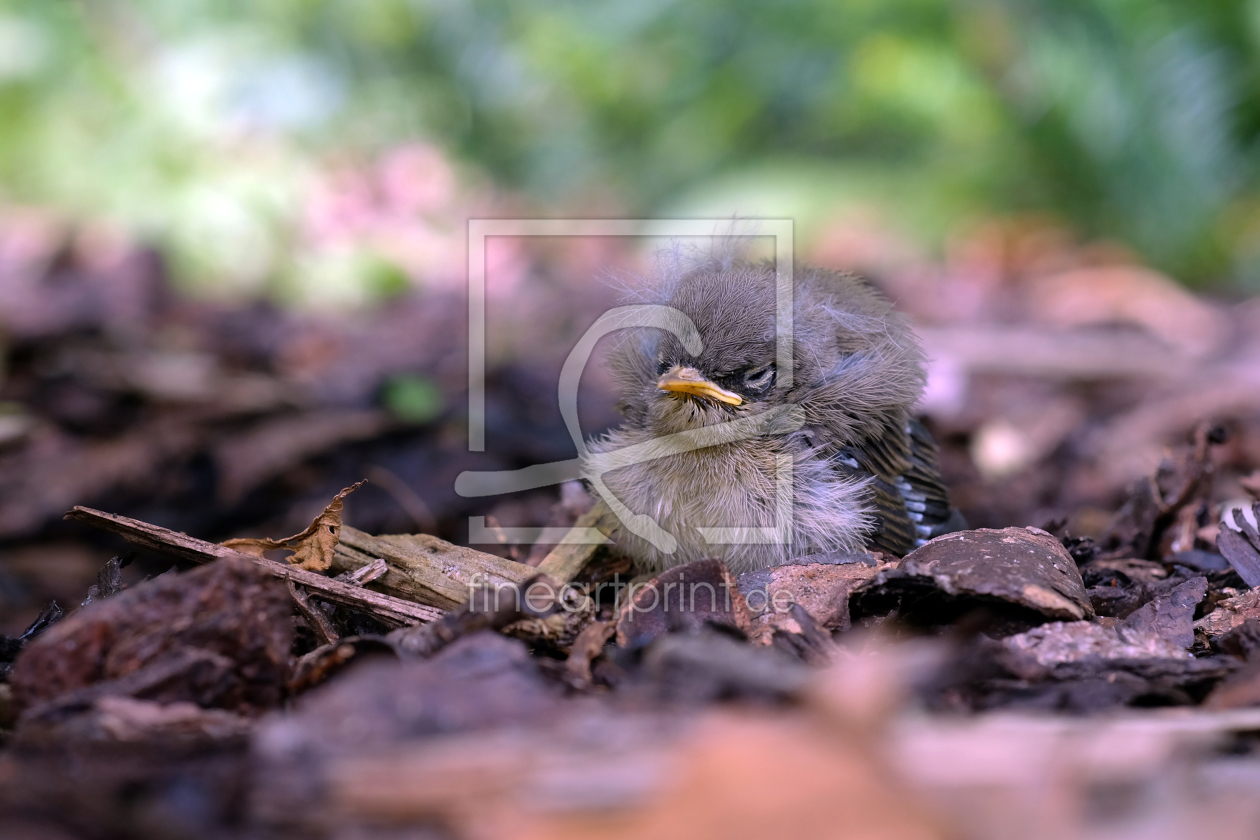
[832, 419, 964, 556]
[904, 419, 968, 539]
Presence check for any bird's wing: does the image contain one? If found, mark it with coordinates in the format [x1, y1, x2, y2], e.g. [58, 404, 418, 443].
[831, 418, 962, 556]
[903, 419, 966, 536]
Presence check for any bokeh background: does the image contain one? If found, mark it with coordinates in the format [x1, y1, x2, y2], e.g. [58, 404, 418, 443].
[4, 0, 1260, 293]
[2, 0, 1260, 630]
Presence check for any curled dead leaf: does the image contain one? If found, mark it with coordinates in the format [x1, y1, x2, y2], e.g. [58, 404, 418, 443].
[223, 481, 365, 572]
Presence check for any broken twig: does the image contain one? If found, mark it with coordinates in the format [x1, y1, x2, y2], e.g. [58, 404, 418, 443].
[64, 506, 442, 627]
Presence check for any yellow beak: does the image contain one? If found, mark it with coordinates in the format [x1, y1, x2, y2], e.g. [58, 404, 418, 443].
[656, 366, 743, 406]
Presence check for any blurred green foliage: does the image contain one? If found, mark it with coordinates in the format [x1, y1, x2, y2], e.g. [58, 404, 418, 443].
[0, 0, 1257, 288]
[381, 373, 444, 424]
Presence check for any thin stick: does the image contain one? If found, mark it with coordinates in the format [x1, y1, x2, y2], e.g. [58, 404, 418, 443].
[288, 580, 340, 645]
[65, 506, 443, 627]
[536, 502, 618, 582]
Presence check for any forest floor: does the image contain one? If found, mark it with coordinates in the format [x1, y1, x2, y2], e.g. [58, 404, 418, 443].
[2, 220, 1260, 839]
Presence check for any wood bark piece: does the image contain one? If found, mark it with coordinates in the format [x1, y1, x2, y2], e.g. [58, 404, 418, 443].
[738, 559, 889, 644]
[1219, 502, 1260, 588]
[615, 559, 751, 647]
[535, 502, 619, 581]
[1122, 577, 1208, 650]
[851, 527, 1093, 628]
[65, 506, 442, 627]
[10, 555, 291, 717]
[1002, 580, 1208, 676]
[263, 633, 558, 757]
[1097, 422, 1220, 562]
[331, 502, 616, 611]
[1196, 590, 1260, 638]
[15, 696, 254, 749]
[565, 621, 616, 686]
[288, 581, 339, 646]
[337, 558, 388, 586]
[288, 637, 400, 695]
[333, 527, 535, 611]
[388, 575, 559, 658]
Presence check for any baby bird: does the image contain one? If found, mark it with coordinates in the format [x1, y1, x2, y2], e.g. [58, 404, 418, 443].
[586, 256, 964, 573]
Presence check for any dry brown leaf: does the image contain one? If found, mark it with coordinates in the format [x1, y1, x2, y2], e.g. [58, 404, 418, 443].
[223, 481, 365, 571]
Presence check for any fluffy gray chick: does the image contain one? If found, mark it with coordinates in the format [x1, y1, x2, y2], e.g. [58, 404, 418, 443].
[585, 259, 965, 573]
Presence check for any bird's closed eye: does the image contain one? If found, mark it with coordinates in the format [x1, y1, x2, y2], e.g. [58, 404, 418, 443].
[743, 364, 776, 392]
